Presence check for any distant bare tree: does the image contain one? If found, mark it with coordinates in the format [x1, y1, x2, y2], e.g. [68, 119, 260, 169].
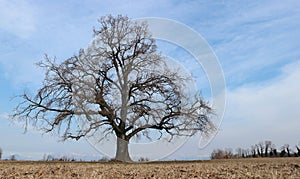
[211, 148, 235, 159]
[0, 148, 2, 160]
[42, 154, 54, 161]
[258, 142, 264, 157]
[236, 148, 243, 158]
[296, 145, 300, 157]
[280, 148, 287, 157]
[284, 144, 291, 157]
[246, 148, 251, 157]
[250, 145, 257, 157]
[211, 149, 225, 159]
[138, 157, 149, 162]
[270, 148, 277, 157]
[255, 144, 261, 157]
[264, 141, 272, 157]
[10, 154, 16, 161]
[269, 143, 277, 157]
[224, 148, 233, 159]
[13, 15, 214, 162]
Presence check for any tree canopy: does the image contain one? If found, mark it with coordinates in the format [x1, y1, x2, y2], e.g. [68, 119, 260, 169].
[13, 15, 214, 162]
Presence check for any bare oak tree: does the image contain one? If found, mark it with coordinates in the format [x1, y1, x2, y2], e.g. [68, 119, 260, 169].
[13, 15, 214, 162]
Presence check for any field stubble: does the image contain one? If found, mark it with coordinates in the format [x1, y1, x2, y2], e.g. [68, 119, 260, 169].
[0, 158, 299, 178]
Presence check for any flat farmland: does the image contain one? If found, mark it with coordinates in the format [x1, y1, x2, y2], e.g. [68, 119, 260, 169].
[0, 158, 299, 178]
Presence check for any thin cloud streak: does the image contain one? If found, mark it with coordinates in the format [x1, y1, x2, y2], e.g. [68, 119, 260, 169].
[187, 60, 300, 157]
[220, 60, 300, 148]
[0, 0, 37, 39]
[195, 1, 300, 86]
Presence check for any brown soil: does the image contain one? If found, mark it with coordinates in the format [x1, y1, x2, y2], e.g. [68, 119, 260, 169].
[0, 158, 299, 178]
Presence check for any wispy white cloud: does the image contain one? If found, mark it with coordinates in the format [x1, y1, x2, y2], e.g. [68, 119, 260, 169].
[194, 1, 300, 86]
[0, 0, 37, 39]
[1, 1, 299, 88]
[208, 60, 300, 150]
[0, 112, 9, 119]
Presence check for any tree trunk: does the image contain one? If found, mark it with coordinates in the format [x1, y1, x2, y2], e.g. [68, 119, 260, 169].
[115, 137, 132, 162]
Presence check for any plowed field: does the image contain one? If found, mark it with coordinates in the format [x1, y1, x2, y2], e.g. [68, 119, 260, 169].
[0, 158, 299, 178]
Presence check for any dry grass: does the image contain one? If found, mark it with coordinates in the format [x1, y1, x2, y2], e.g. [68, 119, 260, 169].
[0, 158, 299, 178]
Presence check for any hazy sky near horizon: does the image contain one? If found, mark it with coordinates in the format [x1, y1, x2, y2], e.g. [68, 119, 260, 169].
[0, 0, 300, 160]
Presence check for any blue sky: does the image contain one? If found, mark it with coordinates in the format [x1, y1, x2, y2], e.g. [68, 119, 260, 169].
[0, 0, 300, 160]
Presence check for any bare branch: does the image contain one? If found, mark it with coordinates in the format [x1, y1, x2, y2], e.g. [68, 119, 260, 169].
[12, 15, 214, 161]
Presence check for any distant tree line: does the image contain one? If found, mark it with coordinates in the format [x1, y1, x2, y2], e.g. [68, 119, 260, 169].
[41, 154, 149, 162]
[42, 154, 77, 162]
[0, 148, 18, 161]
[211, 141, 300, 159]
